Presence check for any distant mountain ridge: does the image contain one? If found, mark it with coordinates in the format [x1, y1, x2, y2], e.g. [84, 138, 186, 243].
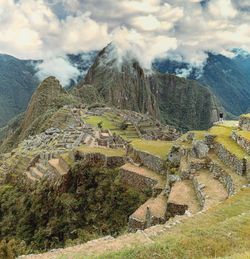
[154, 52, 250, 116]
[0, 54, 38, 127]
[0, 46, 250, 129]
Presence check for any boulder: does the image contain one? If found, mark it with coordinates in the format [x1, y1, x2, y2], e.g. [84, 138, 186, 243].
[192, 140, 209, 159]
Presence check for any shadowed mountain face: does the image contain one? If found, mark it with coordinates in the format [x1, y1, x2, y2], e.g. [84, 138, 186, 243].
[0, 53, 97, 128]
[0, 54, 38, 127]
[81, 44, 219, 130]
[154, 53, 250, 116]
[0, 77, 78, 152]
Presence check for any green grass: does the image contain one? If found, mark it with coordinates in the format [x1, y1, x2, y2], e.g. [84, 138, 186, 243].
[60, 153, 74, 167]
[237, 130, 250, 141]
[241, 114, 250, 119]
[85, 114, 139, 141]
[191, 130, 208, 140]
[131, 139, 173, 159]
[85, 115, 116, 130]
[209, 126, 248, 159]
[76, 146, 126, 157]
[55, 188, 250, 259]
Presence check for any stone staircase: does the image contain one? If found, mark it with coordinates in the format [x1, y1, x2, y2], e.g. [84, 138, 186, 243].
[25, 156, 69, 182]
[25, 159, 48, 181]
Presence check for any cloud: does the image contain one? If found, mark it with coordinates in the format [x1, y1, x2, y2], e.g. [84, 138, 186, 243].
[35, 56, 80, 86]
[0, 0, 250, 82]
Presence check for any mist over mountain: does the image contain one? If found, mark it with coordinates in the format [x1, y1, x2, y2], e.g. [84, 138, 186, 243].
[0, 44, 250, 130]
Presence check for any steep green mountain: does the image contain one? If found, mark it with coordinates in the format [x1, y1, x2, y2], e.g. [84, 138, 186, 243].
[154, 53, 250, 116]
[0, 54, 38, 127]
[80, 43, 220, 130]
[0, 76, 78, 152]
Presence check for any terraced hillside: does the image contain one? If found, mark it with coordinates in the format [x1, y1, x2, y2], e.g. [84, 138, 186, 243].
[1, 76, 250, 258]
[18, 115, 250, 259]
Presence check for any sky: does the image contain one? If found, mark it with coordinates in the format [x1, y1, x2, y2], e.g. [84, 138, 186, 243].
[0, 0, 250, 84]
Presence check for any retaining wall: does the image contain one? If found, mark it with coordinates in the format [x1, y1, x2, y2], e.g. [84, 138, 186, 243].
[214, 143, 246, 176]
[127, 146, 166, 174]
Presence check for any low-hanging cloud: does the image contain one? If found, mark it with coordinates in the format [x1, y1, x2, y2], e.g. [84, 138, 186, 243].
[35, 56, 80, 86]
[0, 0, 250, 83]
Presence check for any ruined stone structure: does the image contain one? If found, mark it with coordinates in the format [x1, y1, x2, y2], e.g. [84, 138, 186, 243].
[214, 143, 246, 176]
[232, 131, 250, 155]
[127, 145, 166, 174]
[239, 115, 250, 131]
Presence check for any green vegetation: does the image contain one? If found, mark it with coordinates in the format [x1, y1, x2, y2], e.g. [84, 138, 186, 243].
[241, 114, 250, 118]
[76, 146, 126, 157]
[131, 139, 173, 159]
[85, 115, 117, 130]
[0, 164, 148, 257]
[0, 55, 38, 128]
[209, 125, 248, 159]
[237, 130, 250, 141]
[87, 188, 250, 259]
[85, 114, 138, 141]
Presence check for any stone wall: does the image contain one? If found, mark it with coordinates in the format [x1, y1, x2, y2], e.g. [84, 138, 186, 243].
[127, 146, 166, 174]
[75, 151, 125, 168]
[239, 116, 250, 131]
[165, 203, 188, 220]
[120, 168, 158, 192]
[128, 216, 145, 231]
[246, 159, 250, 181]
[214, 143, 246, 176]
[232, 131, 250, 155]
[192, 177, 206, 208]
[209, 162, 234, 196]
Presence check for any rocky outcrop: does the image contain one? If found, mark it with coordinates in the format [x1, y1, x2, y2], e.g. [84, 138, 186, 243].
[191, 140, 209, 159]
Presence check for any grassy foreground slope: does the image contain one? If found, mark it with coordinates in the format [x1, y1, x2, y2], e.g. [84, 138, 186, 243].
[57, 188, 250, 259]
[104, 190, 250, 259]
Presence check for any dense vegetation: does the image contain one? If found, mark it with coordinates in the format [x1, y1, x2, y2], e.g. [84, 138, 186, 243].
[0, 164, 148, 258]
[0, 54, 38, 128]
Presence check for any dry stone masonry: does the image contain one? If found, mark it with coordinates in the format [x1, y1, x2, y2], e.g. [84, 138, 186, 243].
[239, 115, 250, 131]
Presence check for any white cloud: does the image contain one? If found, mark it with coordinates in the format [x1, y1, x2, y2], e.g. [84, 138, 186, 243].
[0, 0, 250, 81]
[35, 56, 80, 86]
